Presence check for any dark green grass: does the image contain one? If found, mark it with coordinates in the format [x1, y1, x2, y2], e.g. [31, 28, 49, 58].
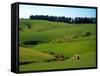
[19, 20, 96, 42]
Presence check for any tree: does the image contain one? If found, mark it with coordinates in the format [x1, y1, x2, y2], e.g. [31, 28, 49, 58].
[29, 15, 96, 24]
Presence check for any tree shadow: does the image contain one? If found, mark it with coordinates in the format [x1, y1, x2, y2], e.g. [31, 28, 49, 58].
[19, 61, 36, 65]
[23, 40, 44, 45]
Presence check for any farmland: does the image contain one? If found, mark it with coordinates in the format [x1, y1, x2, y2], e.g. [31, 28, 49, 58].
[19, 19, 96, 71]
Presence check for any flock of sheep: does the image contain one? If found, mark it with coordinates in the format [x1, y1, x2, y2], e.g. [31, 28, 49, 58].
[46, 52, 80, 62]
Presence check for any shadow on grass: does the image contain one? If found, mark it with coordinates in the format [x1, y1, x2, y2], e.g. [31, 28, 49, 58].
[19, 61, 36, 65]
[19, 57, 70, 65]
[23, 41, 44, 45]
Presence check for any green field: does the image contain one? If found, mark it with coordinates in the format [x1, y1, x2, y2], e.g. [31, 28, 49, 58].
[19, 19, 96, 71]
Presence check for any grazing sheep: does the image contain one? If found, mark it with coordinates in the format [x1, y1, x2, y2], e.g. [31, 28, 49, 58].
[71, 54, 80, 60]
[76, 54, 80, 59]
[71, 56, 75, 60]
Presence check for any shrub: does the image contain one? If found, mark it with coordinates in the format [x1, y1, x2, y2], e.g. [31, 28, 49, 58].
[72, 34, 78, 39]
[19, 27, 22, 31]
[27, 24, 31, 29]
[49, 52, 55, 55]
[82, 31, 91, 37]
[54, 54, 65, 61]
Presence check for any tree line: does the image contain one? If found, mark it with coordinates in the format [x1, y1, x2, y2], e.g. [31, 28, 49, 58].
[29, 15, 96, 24]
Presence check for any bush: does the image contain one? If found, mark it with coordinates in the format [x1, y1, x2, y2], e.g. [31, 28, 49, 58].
[19, 27, 22, 31]
[54, 54, 65, 61]
[72, 34, 78, 39]
[82, 31, 91, 37]
[27, 24, 31, 29]
[49, 52, 55, 55]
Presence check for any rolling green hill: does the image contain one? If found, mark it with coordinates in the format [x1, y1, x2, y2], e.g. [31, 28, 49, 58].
[19, 19, 96, 72]
[19, 47, 55, 63]
[19, 19, 96, 42]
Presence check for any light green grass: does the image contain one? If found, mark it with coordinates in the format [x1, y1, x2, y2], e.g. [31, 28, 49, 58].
[19, 47, 55, 63]
[32, 39, 96, 57]
[19, 19, 96, 72]
[19, 51, 96, 71]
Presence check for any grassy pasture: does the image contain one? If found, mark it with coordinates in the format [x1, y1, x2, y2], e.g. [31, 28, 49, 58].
[19, 19, 96, 71]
